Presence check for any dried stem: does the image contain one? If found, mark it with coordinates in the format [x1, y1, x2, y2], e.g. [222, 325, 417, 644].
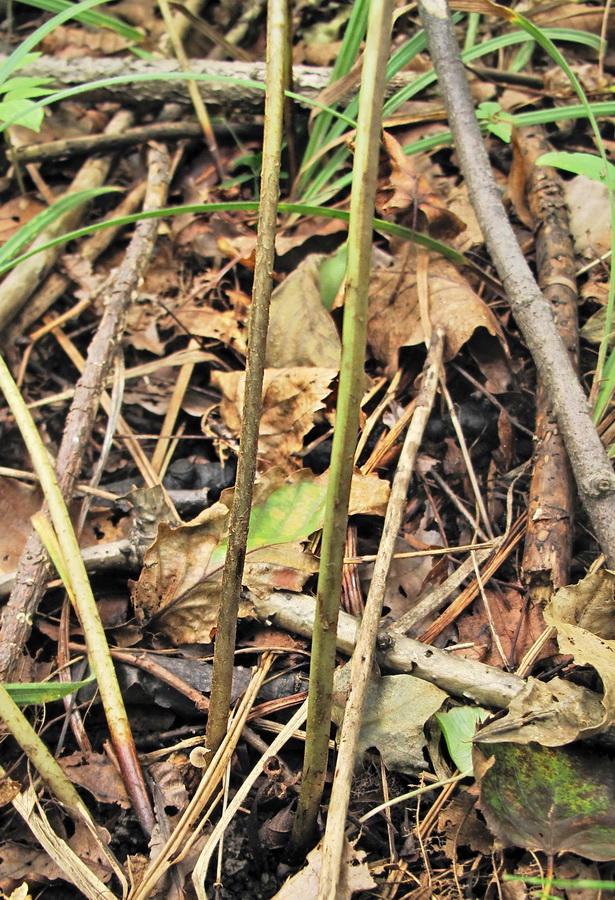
[318, 329, 444, 898]
[204, 0, 288, 759]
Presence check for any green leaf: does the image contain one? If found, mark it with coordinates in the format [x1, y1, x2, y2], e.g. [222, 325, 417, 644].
[209, 477, 336, 569]
[537, 151, 615, 189]
[6, 674, 95, 706]
[319, 241, 348, 311]
[0, 98, 45, 131]
[0, 0, 111, 87]
[435, 706, 490, 773]
[475, 742, 615, 861]
[0, 75, 54, 95]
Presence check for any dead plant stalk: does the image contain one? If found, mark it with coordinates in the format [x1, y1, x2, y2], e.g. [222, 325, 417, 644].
[318, 329, 444, 898]
[204, 0, 288, 759]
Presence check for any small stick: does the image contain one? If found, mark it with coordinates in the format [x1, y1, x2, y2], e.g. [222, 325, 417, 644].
[318, 329, 444, 898]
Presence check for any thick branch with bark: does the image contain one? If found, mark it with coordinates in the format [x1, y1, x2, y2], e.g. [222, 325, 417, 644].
[417, 0, 615, 566]
[6, 55, 421, 112]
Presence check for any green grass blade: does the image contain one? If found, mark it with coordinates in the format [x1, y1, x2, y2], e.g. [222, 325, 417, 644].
[300, 26, 602, 207]
[6, 676, 95, 706]
[0, 201, 473, 278]
[297, 0, 370, 192]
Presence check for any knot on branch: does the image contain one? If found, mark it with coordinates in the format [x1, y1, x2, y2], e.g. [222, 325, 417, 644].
[585, 473, 615, 499]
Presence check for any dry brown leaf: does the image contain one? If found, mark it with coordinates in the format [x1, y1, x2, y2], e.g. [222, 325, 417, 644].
[212, 366, 337, 474]
[265, 254, 341, 369]
[170, 301, 247, 355]
[361, 533, 444, 626]
[378, 131, 466, 240]
[564, 176, 612, 258]
[542, 570, 615, 737]
[0, 478, 43, 574]
[0, 197, 46, 245]
[41, 25, 131, 56]
[132, 467, 389, 643]
[530, 4, 615, 36]
[9, 104, 108, 148]
[59, 752, 130, 808]
[368, 254, 506, 376]
[474, 676, 606, 745]
[455, 588, 547, 668]
[446, 183, 484, 252]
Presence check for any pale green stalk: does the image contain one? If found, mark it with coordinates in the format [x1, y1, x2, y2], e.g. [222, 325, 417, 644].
[289, 0, 395, 857]
[0, 357, 154, 833]
[0, 680, 84, 814]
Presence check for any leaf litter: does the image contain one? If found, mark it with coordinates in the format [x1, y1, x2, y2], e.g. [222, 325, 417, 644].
[0, 2, 614, 898]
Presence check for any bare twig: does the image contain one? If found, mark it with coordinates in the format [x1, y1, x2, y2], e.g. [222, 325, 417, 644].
[515, 126, 578, 596]
[9, 122, 203, 164]
[5, 54, 423, 111]
[0, 108, 134, 335]
[0, 145, 172, 683]
[416, 0, 615, 566]
[318, 329, 444, 899]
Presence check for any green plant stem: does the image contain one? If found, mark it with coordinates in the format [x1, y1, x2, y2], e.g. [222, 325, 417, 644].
[0, 357, 155, 834]
[0, 680, 85, 814]
[204, 0, 287, 760]
[289, 0, 395, 859]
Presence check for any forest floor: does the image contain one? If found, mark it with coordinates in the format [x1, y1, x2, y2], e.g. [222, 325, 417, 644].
[0, 0, 614, 898]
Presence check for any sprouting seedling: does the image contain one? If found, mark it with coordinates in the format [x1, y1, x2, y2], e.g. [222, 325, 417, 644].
[476, 101, 515, 143]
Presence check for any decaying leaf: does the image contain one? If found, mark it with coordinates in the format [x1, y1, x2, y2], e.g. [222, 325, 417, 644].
[168, 296, 247, 356]
[211, 367, 337, 474]
[58, 752, 130, 808]
[368, 254, 507, 377]
[265, 254, 342, 369]
[0, 196, 46, 245]
[475, 742, 615, 861]
[378, 131, 466, 240]
[132, 467, 389, 643]
[473, 676, 606, 746]
[333, 663, 447, 773]
[543, 570, 615, 738]
[270, 838, 376, 899]
[564, 176, 612, 258]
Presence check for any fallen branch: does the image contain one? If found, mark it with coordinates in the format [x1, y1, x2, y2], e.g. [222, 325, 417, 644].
[6, 55, 422, 112]
[416, 0, 615, 566]
[0, 108, 133, 335]
[515, 125, 578, 594]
